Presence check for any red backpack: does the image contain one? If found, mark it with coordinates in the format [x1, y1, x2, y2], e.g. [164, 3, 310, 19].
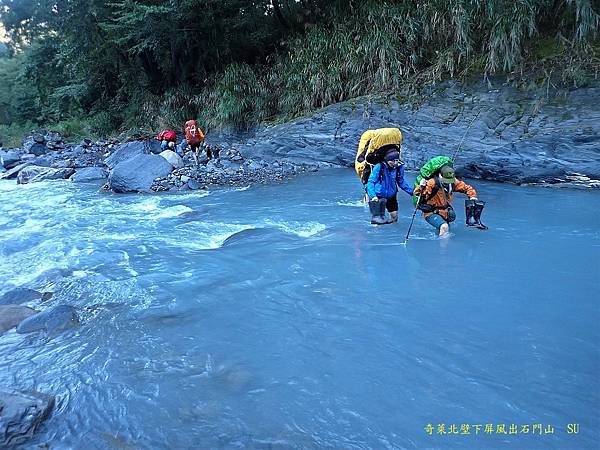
[184, 120, 205, 145]
[157, 130, 176, 142]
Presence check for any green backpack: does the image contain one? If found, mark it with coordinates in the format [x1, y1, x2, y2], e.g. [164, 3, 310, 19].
[412, 155, 453, 206]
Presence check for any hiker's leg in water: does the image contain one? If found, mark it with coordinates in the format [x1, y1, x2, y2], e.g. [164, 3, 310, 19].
[386, 196, 398, 223]
[439, 223, 449, 236]
[425, 213, 448, 236]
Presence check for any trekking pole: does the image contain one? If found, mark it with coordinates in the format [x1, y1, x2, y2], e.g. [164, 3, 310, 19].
[404, 110, 481, 244]
[451, 110, 481, 163]
[403, 193, 422, 245]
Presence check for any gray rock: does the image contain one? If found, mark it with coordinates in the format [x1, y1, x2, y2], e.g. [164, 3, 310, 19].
[71, 167, 107, 182]
[17, 166, 75, 184]
[246, 161, 263, 171]
[0, 305, 39, 334]
[205, 79, 600, 185]
[16, 305, 79, 336]
[219, 159, 241, 171]
[23, 142, 48, 156]
[105, 141, 149, 169]
[148, 139, 163, 154]
[0, 288, 48, 306]
[29, 156, 53, 167]
[187, 179, 200, 190]
[108, 154, 173, 193]
[0, 163, 30, 180]
[0, 390, 55, 448]
[0, 150, 21, 168]
[159, 150, 184, 169]
[32, 133, 46, 144]
[70, 145, 86, 157]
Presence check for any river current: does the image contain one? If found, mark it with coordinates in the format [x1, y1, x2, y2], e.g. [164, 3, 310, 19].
[0, 170, 599, 449]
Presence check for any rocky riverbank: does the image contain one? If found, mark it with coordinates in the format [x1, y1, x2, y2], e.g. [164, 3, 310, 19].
[207, 77, 600, 188]
[2, 78, 600, 193]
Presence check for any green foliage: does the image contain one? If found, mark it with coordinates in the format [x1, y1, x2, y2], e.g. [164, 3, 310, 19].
[0, 55, 38, 124]
[0, 121, 37, 147]
[0, 0, 598, 134]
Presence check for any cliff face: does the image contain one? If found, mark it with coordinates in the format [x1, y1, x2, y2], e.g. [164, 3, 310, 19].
[211, 78, 600, 187]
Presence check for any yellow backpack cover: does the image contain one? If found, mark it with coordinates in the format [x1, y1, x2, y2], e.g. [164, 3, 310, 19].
[354, 128, 403, 183]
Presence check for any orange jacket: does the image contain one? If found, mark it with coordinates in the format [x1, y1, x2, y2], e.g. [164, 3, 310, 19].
[414, 178, 477, 219]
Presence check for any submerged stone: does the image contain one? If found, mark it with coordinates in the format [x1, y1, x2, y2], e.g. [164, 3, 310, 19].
[0, 305, 39, 334]
[0, 390, 55, 448]
[0, 288, 46, 305]
[16, 305, 79, 336]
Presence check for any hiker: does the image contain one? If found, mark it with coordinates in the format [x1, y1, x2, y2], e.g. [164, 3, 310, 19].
[182, 119, 206, 164]
[366, 148, 414, 225]
[157, 129, 177, 152]
[355, 128, 403, 186]
[413, 164, 487, 236]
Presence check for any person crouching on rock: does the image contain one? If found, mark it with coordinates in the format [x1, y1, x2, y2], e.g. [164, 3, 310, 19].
[413, 165, 486, 236]
[366, 149, 414, 225]
[157, 129, 177, 152]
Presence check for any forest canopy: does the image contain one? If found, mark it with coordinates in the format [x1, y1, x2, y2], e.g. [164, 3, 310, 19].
[0, 0, 598, 140]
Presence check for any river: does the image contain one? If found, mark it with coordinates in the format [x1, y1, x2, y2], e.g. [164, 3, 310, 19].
[0, 170, 598, 449]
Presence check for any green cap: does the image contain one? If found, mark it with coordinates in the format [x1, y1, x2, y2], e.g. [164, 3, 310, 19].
[440, 165, 455, 184]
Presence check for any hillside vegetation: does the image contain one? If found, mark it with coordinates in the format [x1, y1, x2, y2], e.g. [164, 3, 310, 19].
[0, 0, 598, 145]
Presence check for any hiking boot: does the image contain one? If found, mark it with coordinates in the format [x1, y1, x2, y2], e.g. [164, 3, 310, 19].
[465, 200, 477, 226]
[369, 199, 386, 225]
[465, 199, 488, 229]
[371, 215, 387, 225]
[473, 200, 488, 229]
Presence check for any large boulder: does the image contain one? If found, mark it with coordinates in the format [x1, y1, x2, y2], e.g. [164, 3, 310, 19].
[16, 166, 75, 184]
[0, 150, 21, 169]
[105, 141, 151, 169]
[159, 150, 184, 169]
[0, 390, 55, 448]
[107, 153, 173, 193]
[0, 305, 39, 334]
[71, 167, 107, 182]
[0, 288, 50, 306]
[16, 305, 79, 336]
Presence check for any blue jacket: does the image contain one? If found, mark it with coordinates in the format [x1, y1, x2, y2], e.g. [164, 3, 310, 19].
[366, 163, 414, 199]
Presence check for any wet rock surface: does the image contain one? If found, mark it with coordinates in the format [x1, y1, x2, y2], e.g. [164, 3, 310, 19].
[17, 166, 75, 184]
[71, 166, 108, 182]
[0, 390, 55, 448]
[0, 288, 50, 305]
[0, 305, 39, 334]
[108, 153, 173, 193]
[16, 304, 79, 336]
